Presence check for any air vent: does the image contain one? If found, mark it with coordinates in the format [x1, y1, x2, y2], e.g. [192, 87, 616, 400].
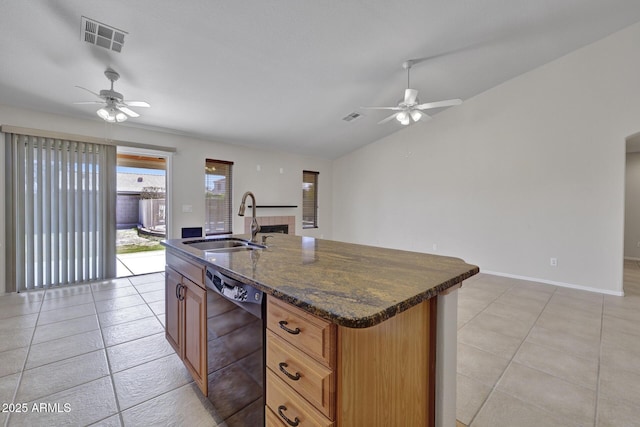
[342, 112, 362, 122]
[81, 16, 127, 53]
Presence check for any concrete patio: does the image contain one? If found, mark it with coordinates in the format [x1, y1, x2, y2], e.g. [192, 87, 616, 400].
[116, 249, 165, 278]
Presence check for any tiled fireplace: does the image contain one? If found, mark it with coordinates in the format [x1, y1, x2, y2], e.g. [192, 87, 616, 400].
[244, 215, 295, 235]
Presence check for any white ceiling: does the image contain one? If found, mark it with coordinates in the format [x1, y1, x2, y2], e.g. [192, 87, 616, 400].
[2, 1, 640, 159]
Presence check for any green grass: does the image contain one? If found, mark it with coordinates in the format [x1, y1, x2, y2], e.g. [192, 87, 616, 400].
[116, 243, 165, 255]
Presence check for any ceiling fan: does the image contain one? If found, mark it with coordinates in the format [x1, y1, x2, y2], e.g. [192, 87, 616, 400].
[362, 59, 462, 125]
[74, 68, 150, 123]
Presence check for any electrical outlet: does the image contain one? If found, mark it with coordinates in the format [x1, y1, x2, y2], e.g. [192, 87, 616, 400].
[550, 257, 557, 267]
[432, 244, 438, 252]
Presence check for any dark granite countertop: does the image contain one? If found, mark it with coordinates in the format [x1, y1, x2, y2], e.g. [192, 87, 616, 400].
[162, 234, 479, 328]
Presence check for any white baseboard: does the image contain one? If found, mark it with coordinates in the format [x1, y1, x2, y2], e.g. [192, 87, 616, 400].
[481, 270, 625, 297]
[624, 256, 640, 261]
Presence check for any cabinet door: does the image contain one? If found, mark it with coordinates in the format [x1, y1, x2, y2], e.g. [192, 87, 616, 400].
[183, 277, 208, 395]
[165, 267, 182, 356]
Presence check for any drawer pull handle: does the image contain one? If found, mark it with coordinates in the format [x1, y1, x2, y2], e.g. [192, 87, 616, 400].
[277, 405, 300, 427]
[278, 362, 301, 381]
[278, 320, 300, 335]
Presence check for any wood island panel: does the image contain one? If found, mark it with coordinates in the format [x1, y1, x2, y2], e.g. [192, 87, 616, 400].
[337, 297, 437, 427]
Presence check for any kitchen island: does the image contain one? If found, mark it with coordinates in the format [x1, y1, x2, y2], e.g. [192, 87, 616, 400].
[162, 234, 478, 427]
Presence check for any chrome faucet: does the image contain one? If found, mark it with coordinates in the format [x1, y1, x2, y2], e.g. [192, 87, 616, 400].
[238, 191, 261, 243]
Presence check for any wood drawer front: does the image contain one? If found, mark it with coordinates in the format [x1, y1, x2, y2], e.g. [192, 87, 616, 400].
[267, 370, 334, 427]
[267, 296, 336, 367]
[166, 251, 204, 286]
[266, 406, 287, 427]
[267, 330, 335, 419]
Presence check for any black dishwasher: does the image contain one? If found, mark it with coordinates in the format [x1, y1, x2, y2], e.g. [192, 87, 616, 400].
[205, 266, 265, 426]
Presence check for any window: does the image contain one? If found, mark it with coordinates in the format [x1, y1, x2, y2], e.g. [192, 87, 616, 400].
[302, 170, 319, 228]
[205, 159, 233, 235]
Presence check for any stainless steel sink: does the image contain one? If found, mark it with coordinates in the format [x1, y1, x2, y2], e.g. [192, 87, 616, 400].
[183, 237, 265, 252]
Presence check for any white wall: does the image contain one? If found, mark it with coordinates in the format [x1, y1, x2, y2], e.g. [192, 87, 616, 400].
[0, 131, 5, 294]
[0, 105, 332, 293]
[332, 22, 640, 295]
[624, 151, 640, 259]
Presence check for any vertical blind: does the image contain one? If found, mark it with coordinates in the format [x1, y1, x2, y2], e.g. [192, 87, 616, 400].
[5, 133, 117, 291]
[205, 159, 233, 235]
[302, 170, 319, 228]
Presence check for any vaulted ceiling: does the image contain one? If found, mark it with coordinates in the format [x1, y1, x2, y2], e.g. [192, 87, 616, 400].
[2, 1, 640, 159]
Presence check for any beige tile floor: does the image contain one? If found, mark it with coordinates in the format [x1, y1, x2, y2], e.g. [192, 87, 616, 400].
[457, 260, 640, 427]
[1, 264, 640, 426]
[0, 272, 222, 427]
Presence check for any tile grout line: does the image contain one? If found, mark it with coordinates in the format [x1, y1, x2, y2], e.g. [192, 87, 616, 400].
[467, 286, 559, 426]
[0, 273, 166, 426]
[91, 277, 131, 427]
[112, 273, 168, 425]
[4, 291, 46, 427]
[593, 294, 605, 427]
[112, 272, 196, 424]
[457, 282, 514, 331]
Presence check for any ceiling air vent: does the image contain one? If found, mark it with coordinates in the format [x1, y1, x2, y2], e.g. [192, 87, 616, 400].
[81, 16, 127, 53]
[342, 112, 362, 122]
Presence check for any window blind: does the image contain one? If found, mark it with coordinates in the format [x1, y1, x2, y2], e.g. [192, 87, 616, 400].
[5, 133, 117, 291]
[302, 170, 319, 228]
[205, 159, 233, 235]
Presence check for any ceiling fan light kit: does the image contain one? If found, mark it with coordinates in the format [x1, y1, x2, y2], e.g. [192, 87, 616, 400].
[74, 68, 150, 123]
[362, 59, 462, 126]
[97, 106, 127, 122]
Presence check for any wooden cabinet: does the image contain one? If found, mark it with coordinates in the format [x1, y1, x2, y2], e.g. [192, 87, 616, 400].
[266, 296, 336, 426]
[165, 267, 182, 354]
[181, 277, 207, 393]
[165, 251, 208, 395]
[266, 295, 437, 427]
[266, 330, 334, 418]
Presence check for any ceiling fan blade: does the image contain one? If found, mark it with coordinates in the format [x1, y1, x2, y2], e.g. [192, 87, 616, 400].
[361, 106, 402, 110]
[124, 101, 150, 108]
[416, 99, 463, 110]
[75, 86, 102, 99]
[377, 112, 399, 125]
[117, 106, 140, 117]
[404, 89, 418, 105]
[73, 101, 105, 105]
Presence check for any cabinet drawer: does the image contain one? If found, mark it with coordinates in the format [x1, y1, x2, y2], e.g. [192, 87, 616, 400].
[166, 251, 205, 287]
[267, 330, 335, 419]
[267, 296, 336, 367]
[267, 370, 334, 427]
[266, 406, 287, 427]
